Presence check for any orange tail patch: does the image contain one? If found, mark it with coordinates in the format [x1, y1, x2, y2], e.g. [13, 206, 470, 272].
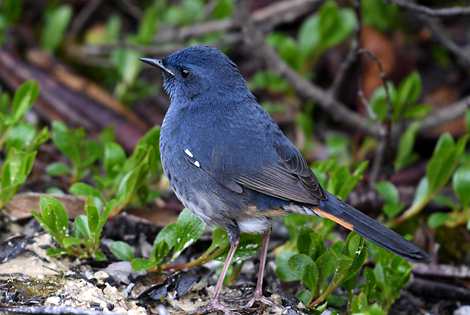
[313, 208, 354, 231]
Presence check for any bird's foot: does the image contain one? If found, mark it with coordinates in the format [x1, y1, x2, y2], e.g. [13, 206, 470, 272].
[192, 299, 238, 315]
[243, 294, 273, 309]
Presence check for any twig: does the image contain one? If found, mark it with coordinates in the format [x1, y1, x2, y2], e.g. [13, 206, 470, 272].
[408, 278, 470, 301]
[420, 95, 470, 131]
[153, 0, 321, 43]
[77, 0, 321, 58]
[357, 49, 393, 183]
[413, 263, 470, 280]
[69, 0, 102, 39]
[422, 16, 470, 68]
[329, 39, 358, 98]
[117, 0, 142, 19]
[387, 0, 470, 17]
[234, 0, 384, 138]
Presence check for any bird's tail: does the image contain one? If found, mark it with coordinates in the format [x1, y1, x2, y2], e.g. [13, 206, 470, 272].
[312, 192, 429, 262]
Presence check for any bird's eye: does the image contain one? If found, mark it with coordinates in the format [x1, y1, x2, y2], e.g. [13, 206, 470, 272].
[181, 69, 190, 78]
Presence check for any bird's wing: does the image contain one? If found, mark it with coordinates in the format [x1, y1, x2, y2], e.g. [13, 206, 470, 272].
[232, 140, 325, 205]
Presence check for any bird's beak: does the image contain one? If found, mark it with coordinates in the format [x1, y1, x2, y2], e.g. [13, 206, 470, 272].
[139, 57, 175, 76]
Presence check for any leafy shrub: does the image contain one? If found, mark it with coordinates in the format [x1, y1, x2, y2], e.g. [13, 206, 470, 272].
[34, 127, 161, 259]
[0, 81, 49, 209]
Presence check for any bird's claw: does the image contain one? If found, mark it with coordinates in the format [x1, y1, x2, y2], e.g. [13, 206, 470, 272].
[243, 295, 273, 309]
[192, 300, 239, 315]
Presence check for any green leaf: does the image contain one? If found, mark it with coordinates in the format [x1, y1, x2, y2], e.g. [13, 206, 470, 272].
[62, 236, 82, 249]
[394, 72, 422, 120]
[232, 233, 261, 261]
[84, 198, 100, 234]
[297, 229, 323, 259]
[109, 241, 135, 261]
[11, 80, 40, 124]
[51, 121, 81, 165]
[346, 233, 367, 272]
[1, 0, 23, 24]
[42, 196, 69, 234]
[41, 5, 72, 53]
[267, 33, 302, 70]
[103, 142, 126, 175]
[104, 15, 121, 44]
[70, 182, 102, 200]
[46, 247, 67, 257]
[275, 250, 297, 281]
[212, 0, 234, 19]
[74, 215, 91, 239]
[249, 71, 289, 93]
[153, 239, 171, 265]
[395, 122, 420, 170]
[173, 208, 205, 254]
[135, 4, 158, 45]
[112, 49, 142, 98]
[5, 123, 35, 151]
[375, 181, 404, 219]
[94, 250, 107, 262]
[34, 196, 69, 243]
[298, 1, 356, 61]
[316, 249, 337, 292]
[302, 261, 319, 294]
[287, 253, 314, 281]
[369, 83, 396, 122]
[362, 0, 398, 32]
[428, 212, 449, 228]
[466, 109, 470, 133]
[453, 164, 470, 208]
[375, 181, 399, 207]
[412, 177, 429, 206]
[46, 162, 70, 177]
[131, 258, 155, 271]
[403, 103, 432, 119]
[427, 133, 467, 193]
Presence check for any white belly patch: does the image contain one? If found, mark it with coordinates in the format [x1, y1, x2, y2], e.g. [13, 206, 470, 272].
[237, 217, 270, 233]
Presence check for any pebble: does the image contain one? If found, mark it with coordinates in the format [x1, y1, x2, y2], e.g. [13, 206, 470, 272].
[45, 296, 61, 305]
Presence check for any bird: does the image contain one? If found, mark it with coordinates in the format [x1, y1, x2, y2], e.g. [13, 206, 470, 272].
[140, 45, 429, 314]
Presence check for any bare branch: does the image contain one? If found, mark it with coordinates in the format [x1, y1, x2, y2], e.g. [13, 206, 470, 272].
[387, 0, 470, 17]
[234, 0, 384, 138]
[78, 0, 322, 58]
[357, 49, 393, 183]
[329, 39, 358, 98]
[422, 16, 470, 68]
[69, 0, 102, 39]
[421, 95, 470, 131]
[414, 263, 470, 280]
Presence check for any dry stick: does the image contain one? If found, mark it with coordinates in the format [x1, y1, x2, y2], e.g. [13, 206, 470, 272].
[357, 49, 394, 183]
[69, 0, 102, 39]
[152, 0, 324, 43]
[421, 95, 470, 131]
[79, 0, 323, 58]
[329, 39, 358, 99]
[353, 0, 388, 183]
[413, 263, 470, 280]
[235, 0, 384, 138]
[386, 0, 470, 17]
[422, 16, 470, 68]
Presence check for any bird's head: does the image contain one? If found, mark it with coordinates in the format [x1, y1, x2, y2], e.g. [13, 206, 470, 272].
[140, 45, 248, 101]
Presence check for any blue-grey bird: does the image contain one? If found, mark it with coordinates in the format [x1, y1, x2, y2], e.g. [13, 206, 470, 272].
[140, 45, 429, 314]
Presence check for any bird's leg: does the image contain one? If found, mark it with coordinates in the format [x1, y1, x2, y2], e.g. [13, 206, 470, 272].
[244, 228, 273, 308]
[194, 227, 240, 315]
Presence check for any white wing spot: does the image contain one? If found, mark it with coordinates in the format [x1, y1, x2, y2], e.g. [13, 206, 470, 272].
[184, 149, 193, 158]
[194, 161, 201, 168]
